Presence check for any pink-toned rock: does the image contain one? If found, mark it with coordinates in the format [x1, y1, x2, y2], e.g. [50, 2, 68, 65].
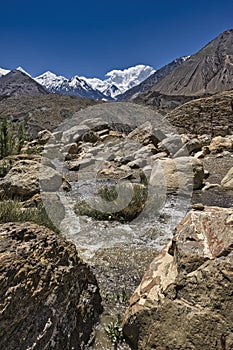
[123, 207, 233, 350]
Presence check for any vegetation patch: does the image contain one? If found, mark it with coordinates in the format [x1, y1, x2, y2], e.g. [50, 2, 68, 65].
[74, 182, 148, 222]
[0, 115, 30, 159]
[0, 199, 59, 233]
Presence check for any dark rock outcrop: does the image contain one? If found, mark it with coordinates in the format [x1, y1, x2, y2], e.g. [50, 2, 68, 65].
[123, 207, 233, 350]
[0, 222, 102, 350]
[0, 70, 48, 98]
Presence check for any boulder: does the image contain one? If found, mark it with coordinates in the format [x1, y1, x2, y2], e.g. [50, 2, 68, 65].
[158, 135, 184, 155]
[221, 166, 233, 189]
[0, 159, 64, 200]
[209, 136, 233, 153]
[149, 157, 204, 192]
[127, 122, 164, 147]
[123, 207, 233, 350]
[0, 222, 102, 350]
[37, 129, 55, 145]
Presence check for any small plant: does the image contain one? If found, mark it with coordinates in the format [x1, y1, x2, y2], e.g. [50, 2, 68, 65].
[104, 317, 124, 347]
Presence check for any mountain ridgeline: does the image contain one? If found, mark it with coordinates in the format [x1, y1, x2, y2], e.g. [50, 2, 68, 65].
[134, 29, 233, 104]
[0, 30, 233, 105]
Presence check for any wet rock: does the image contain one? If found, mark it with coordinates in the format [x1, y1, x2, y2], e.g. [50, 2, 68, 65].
[123, 207, 233, 350]
[0, 222, 102, 350]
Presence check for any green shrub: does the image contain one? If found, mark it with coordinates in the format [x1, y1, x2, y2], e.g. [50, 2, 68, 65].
[0, 199, 59, 233]
[0, 115, 30, 159]
[74, 182, 148, 222]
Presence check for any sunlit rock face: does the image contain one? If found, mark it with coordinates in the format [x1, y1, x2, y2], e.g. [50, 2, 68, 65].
[123, 206, 233, 350]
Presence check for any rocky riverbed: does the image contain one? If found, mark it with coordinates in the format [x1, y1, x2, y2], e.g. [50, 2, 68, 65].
[0, 102, 233, 349]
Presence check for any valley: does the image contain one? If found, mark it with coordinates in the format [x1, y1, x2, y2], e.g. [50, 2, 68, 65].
[0, 29, 233, 350]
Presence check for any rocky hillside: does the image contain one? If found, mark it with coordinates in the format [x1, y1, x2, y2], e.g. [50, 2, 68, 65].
[140, 29, 233, 99]
[0, 70, 48, 98]
[123, 206, 233, 350]
[0, 94, 100, 137]
[166, 89, 233, 135]
[0, 222, 102, 350]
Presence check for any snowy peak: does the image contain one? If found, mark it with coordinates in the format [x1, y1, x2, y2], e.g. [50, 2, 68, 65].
[0, 63, 155, 100]
[83, 64, 155, 98]
[0, 68, 10, 77]
[106, 64, 155, 87]
[35, 71, 106, 100]
[35, 71, 68, 90]
[0, 66, 30, 77]
[16, 66, 31, 76]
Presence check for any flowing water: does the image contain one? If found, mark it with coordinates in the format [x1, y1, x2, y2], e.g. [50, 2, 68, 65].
[45, 173, 192, 350]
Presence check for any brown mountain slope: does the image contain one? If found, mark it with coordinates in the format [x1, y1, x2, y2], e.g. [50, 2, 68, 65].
[165, 89, 233, 135]
[0, 70, 48, 97]
[0, 94, 100, 136]
[140, 29, 233, 98]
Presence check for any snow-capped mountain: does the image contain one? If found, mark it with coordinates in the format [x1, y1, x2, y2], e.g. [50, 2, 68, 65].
[0, 66, 30, 77]
[0, 64, 156, 100]
[35, 71, 106, 100]
[0, 68, 10, 77]
[118, 56, 190, 101]
[81, 64, 155, 99]
[35, 64, 155, 100]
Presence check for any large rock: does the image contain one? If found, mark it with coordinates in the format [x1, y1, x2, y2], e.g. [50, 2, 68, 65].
[149, 156, 204, 192]
[123, 207, 233, 350]
[221, 166, 233, 189]
[0, 159, 64, 200]
[0, 222, 102, 350]
[209, 136, 233, 153]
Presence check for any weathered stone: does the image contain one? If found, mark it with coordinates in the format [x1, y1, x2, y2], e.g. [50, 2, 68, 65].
[0, 160, 63, 200]
[37, 129, 55, 145]
[128, 122, 163, 147]
[209, 136, 233, 153]
[61, 125, 89, 144]
[123, 207, 233, 350]
[221, 166, 233, 189]
[158, 134, 184, 155]
[67, 142, 79, 154]
[128, 158, 147, 169]
[0, 222, 102, 350]
[68, 158, 95, 171]
[149, 157, 204, 192]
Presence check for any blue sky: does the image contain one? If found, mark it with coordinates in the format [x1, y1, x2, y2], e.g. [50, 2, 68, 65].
[1, 0, 233, 78]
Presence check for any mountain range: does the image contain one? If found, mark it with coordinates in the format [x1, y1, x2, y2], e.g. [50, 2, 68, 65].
[1, 30, 233, 104]
[0, 64, 157, 100]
